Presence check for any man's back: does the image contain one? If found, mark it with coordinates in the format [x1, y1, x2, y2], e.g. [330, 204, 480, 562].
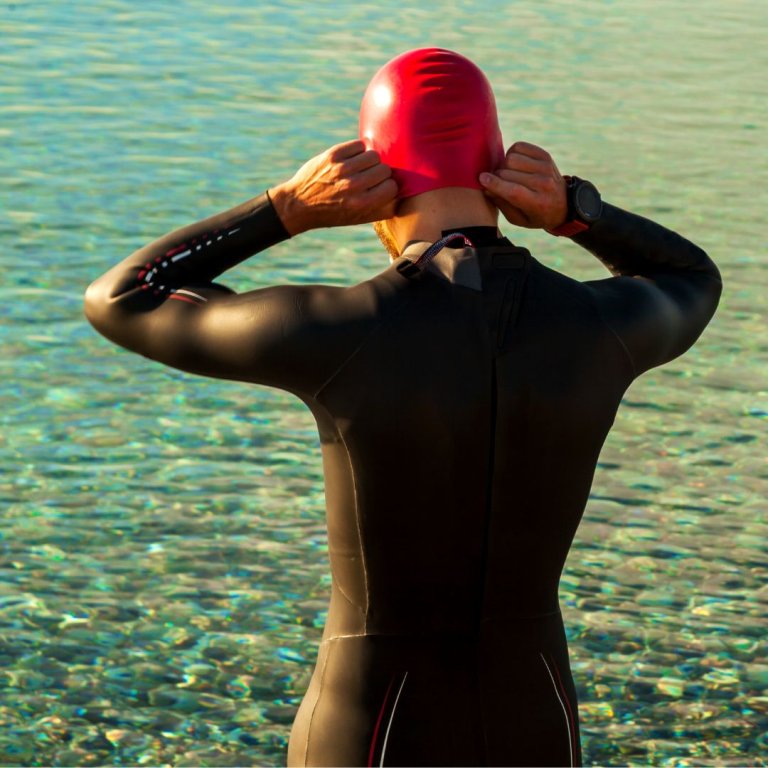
[308, 242, 631, 639]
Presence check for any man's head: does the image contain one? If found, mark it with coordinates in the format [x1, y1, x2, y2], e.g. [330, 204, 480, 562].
[360, 48, 504, 259]
[360, 48, 505, 200]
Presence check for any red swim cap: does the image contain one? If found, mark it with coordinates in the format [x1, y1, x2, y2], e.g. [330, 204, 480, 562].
[359, 48, 505, 199]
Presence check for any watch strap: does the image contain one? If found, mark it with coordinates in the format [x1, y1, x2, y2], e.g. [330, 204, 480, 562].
[547, 218, 590, 237]
[547, 175, 591, 237]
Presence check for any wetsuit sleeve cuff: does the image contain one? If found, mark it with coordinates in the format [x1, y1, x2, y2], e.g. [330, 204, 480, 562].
[257, 189, 292, 245]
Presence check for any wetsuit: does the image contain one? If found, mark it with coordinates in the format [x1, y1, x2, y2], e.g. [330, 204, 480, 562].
[84, 193, 722, 767]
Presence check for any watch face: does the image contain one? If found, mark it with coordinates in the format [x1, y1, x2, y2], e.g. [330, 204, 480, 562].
[575, 183, 602, 221]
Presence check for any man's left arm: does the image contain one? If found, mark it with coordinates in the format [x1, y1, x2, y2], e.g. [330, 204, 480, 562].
[83, 140, 397, 387]
[479, 142, 722, 376]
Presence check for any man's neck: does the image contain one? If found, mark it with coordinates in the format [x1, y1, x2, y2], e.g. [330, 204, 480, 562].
[388, 187, 500, 252]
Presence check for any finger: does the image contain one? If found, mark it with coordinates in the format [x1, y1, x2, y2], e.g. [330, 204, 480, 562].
[492, 168, 552, 193]
[499, 167, 565, 202]
[349, 178, 397, 224]
[354, 160, 392, 190]
[478, 172, 539, 208]
[344, 148, 384, 174]
[506, 141, 552, 161]
[501, 151, 550, 175]
[359, 177, 398, 212]
[329, 139, 366, 161]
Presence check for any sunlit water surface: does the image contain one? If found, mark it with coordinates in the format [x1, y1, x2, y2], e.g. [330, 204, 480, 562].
[1, 1, 766, 765]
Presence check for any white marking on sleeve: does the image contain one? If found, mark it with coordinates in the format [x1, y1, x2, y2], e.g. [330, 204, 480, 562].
[171, 249, 192, 262]
[174, 289, 208, 303]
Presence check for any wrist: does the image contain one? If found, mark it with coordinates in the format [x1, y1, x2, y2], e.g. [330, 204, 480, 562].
[267, 183, 306, 236]
[546, 176, 602, 237]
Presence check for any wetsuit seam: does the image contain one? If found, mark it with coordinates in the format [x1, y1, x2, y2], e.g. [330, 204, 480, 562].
[368, 677, 396, 767]
[532, 259, 636, 378]
[475, 355, 497, 766]
[592, 300, 638, 379]
[578, 278, 637, 380]
[549, 652, 579, 764]
[607, 323, 637, 379]
[539, 652, 574, 767]
[379, 671, 408, 766]
[332, 573, 364, 614]
[311, 283, 412, 400]
[496, 262, 530, 349]
[477, 355, 497, 630]
[303, 641, 330, 765]
[421, 269, 479, 294]
[321, 633, 367, 643]
[337, 429, 369, 632]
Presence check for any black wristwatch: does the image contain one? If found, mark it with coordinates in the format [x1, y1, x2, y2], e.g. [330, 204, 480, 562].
[548, 176, 603, 237]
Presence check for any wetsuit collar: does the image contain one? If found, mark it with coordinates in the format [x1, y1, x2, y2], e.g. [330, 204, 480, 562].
[400, 240, 435, 262]
[400, 228, 512, 263]
[395, 227, 526, 290]
[440, 226, 511, 247]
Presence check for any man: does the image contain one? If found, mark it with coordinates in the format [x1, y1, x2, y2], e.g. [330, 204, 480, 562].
[85, 49, 721, 767]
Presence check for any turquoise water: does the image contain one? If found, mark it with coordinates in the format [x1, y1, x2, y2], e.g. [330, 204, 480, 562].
[1, 1, 766, 765]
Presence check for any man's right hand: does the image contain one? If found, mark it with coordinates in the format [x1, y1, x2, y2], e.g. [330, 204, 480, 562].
[269, 140, 398, 236]
[479, 142, 569, 231]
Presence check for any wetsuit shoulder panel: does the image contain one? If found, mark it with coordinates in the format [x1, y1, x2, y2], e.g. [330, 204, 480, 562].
[574, 202, 722, 376]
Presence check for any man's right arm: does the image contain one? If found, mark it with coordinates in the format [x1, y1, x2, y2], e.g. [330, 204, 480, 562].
[83, 140, 397, 389]
[575, 203, 722, 376]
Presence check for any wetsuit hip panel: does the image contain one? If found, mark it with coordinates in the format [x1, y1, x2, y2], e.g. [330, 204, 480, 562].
[289, 612, 580, 767]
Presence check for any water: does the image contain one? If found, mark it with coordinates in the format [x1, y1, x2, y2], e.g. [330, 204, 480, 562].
[1, 1, 766, 765]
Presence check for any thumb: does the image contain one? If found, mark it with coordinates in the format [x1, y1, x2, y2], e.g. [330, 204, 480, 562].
[478, 172, 500, 191]
[479, 171, 527, 209]
[478, 171, 512, 202]
[479, 173, 507, 204]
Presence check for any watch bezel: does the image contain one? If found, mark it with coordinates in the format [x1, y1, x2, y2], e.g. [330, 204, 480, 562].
[571, 178, 603, 223]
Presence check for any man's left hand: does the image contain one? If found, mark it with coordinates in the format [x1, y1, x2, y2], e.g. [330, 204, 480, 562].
[479, 142, 568, 231]
[269, 140, 398, 235]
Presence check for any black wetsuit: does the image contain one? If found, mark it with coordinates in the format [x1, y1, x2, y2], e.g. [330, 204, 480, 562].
[84, 193, 721, 767]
